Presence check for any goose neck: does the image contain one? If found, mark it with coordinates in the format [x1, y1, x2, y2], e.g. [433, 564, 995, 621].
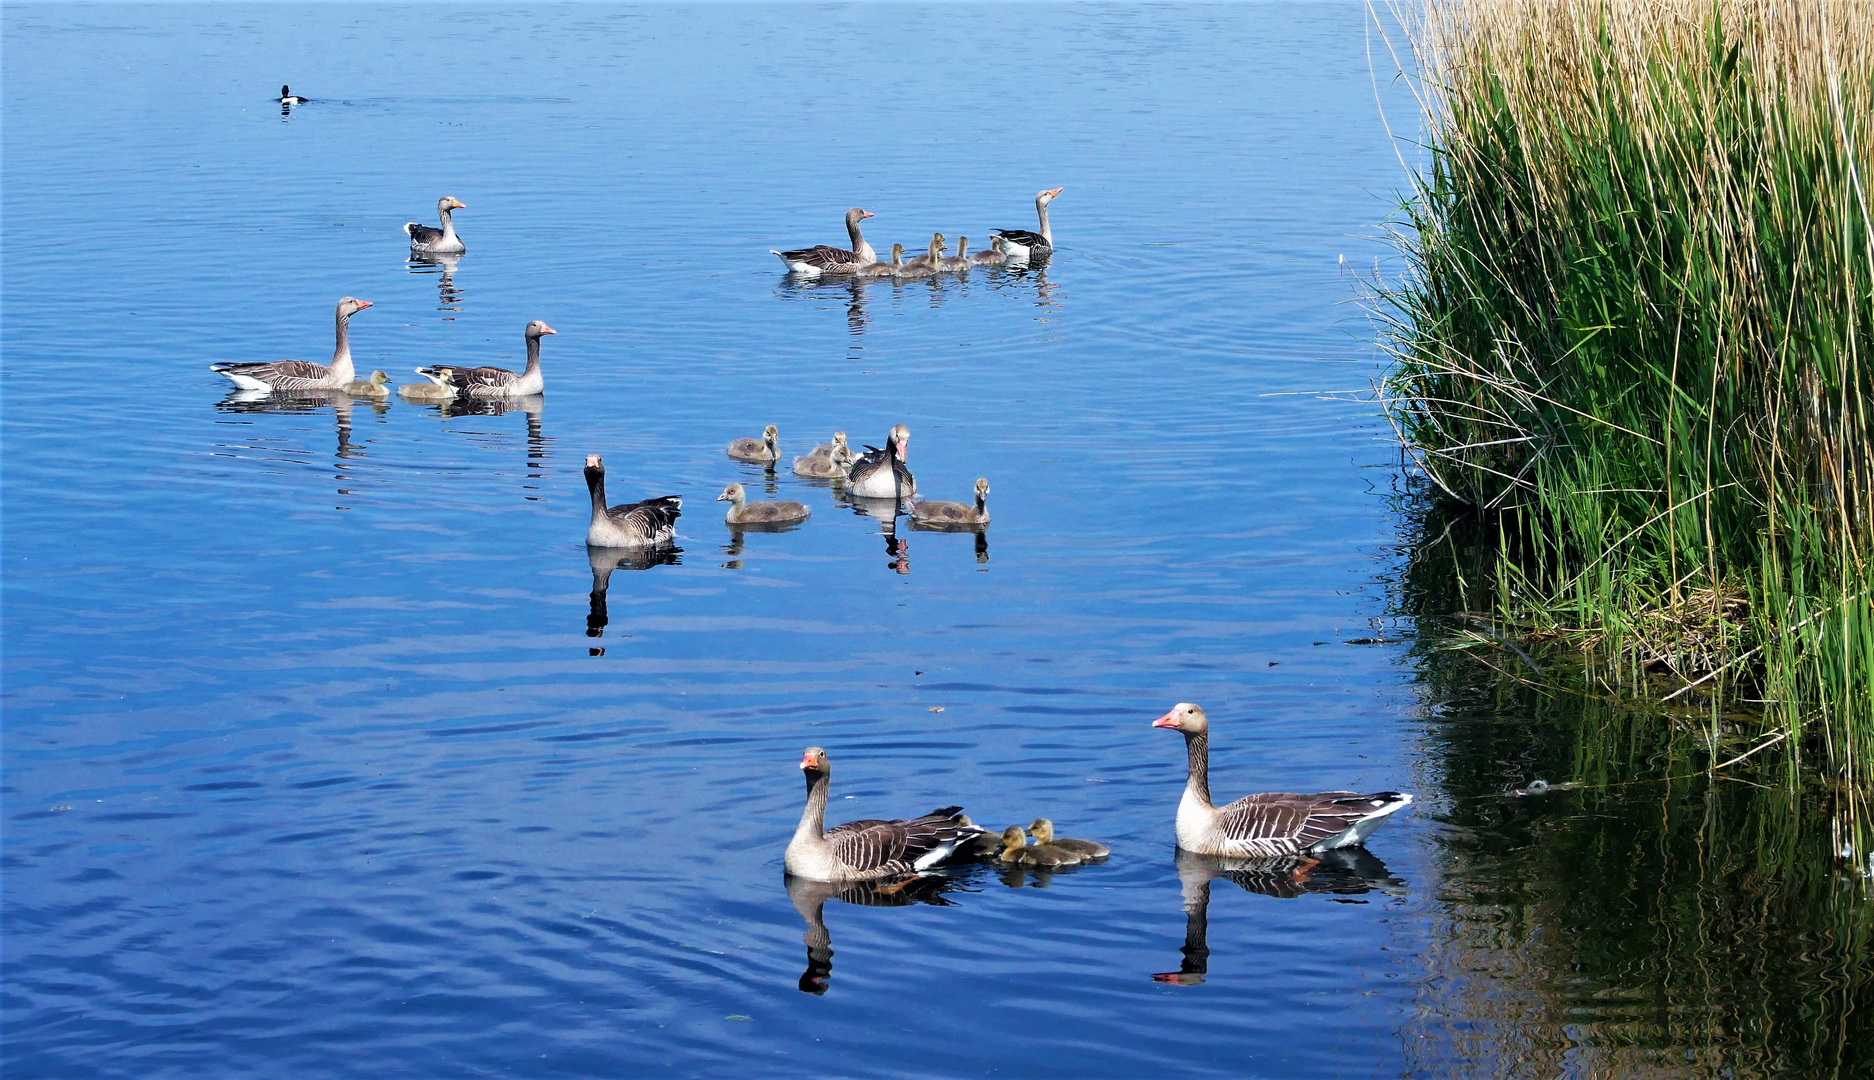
[524, 334, 543, 375]
[1037, 199, 1053, 244]
[585, 466, 608, 518]
[439, 205, 457, 240]
[1183, 730, 1212, 807]
[331, 310, 355, 377]
[796, 770, 830, 845]
[848, 218, 875, 264]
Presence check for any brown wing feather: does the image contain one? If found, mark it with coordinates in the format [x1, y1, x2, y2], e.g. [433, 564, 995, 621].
[824, 819, 911, 874]
[780, 245, 862, 270]
[216, 359, 333, 388]
[444, 364, 518, 391]
[1215, 792, 1369, 854]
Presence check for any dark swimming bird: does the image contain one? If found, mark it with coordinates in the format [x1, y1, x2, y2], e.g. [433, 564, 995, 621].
[280, 85, 309, 105]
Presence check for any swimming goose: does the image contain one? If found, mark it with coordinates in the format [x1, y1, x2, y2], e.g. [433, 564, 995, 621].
[415, 320, 554, 398]
[793, 441, 854, 479]
[911, 478, 990, 528]
[993, 187, 1063, 260]
[211, 297, 371, 391]
[1027, 819, 1109, 859]
[584, 455, 681, 548]
[846, 424, 916, 499]
[727, 424, 781, 464]
[969, 236, 1009, 267]
[405, 196, 466, 255]
[398, 367, 457, 402]
[1151, 703, 1412, 857]
[998, 826, 1078, 868]
[904, 233, 947, 268]
[280, 85, 309, 105]
[718, 482, 810, 525]
[343, 370, 392, 399]
[771, 208, 877, 276]
[936, 237, 972, 273]
[784, 747, 980, 883]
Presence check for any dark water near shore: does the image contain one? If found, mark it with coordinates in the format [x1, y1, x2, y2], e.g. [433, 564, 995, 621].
[4, 4, 1868, 1078]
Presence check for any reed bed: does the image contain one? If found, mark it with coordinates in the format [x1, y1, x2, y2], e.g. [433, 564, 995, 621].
[1378, 0, 1874, 800]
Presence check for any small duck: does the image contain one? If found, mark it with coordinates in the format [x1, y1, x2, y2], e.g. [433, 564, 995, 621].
[280, 85, 309, 105]
[998, 826, 1079, 868]
[911, 477, 990, 528]
[342, 370, 392, 399]
[398, 368, 457, 403]
[719, 483, 810, 525]
[727, 424, 781, 464]
[1027, 818, 1109, 859]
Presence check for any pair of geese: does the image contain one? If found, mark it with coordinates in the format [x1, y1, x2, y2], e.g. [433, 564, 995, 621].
[784, 703, 1413, 884]
[771, 188, 1063, 278]
[210, 198, 549, 400]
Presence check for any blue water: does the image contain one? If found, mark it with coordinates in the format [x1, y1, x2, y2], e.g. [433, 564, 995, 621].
[12, 4, 1862, 1078]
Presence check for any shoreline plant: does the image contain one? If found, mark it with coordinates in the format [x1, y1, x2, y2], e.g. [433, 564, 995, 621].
[1376, 0, 1874, 812]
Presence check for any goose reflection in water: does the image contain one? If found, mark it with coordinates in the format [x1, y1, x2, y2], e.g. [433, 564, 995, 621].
[586, 544, 681, 645]
[785, 873, 960, 996]
[407, 254, 463, 316]
[422, 394, 551, 497]
[1154, 847, 1405, 986]
[215, 389, 383, 499]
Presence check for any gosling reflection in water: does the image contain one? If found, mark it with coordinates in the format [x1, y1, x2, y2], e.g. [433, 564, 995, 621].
[1154, 847, 1405, 986]
[785, 873, 958, 996]
[586, 545, 681, 640]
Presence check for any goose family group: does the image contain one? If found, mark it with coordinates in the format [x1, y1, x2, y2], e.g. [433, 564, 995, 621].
[206, 178, 1412, 896]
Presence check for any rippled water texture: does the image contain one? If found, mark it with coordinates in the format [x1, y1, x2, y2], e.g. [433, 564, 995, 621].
[6, 4, 1868, 1079]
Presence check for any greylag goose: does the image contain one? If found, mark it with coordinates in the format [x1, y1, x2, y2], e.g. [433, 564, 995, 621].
[887, 243, 935, 279]
[280, 85, 309, 105]
[771, 208, 877, 276]
[342, 370, 392, 399]
[211, 297, 371, 391]
[911, 478, 989, 528]
[405, 196, 466, 255]
[784, 747, 980, 883]
[415, 320, 553, 399]
[969, 236, 1009, 267]
[1151, 703, 1412, 857]
[398, 368, 456, 402]
[792, 441, 854, 479]
[584, 455, 681, 548]
[846, 424, 916, 499]
[727, 424, 781, 464]
[718, 482, 810, 525]
[997, 826, 1079, 868]
[855, 244, 907, 278]
[904, 233, 947, 268]
[993, 187, 1063, 260]
[1027, 819, 1108, 859]
[936, 237, 972, 273]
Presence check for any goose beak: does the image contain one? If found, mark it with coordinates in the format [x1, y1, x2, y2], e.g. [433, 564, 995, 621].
[799, 752, 816, 770]
[1049, 187, 1065, 197]
[540, 324, 557, 335]
[861, 210, 875, 219]
[356, 300, 373, 309]
[1151, 710, 1180, 729]
[585, 455, 601, 469]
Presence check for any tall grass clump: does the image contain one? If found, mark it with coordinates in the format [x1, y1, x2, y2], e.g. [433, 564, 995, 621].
[1379, 0, 1874, 799]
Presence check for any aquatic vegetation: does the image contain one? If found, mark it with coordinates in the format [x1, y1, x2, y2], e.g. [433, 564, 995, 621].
[1377, 0, 1874, 798]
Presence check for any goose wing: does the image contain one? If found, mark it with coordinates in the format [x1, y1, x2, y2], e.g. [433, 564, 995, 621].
[992, 228, 1048, 249]
[778, 244, 862, 270]
[212, 359, 331, 388]
[824, 806, 968, 875]
[608, 495, 681, 541]
[442, 364, 518, 392]
[406, 222, 446, 245]
[1213, 792, 1381, 854]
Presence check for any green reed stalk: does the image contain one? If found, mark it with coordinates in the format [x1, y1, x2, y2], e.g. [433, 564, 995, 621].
[1377, 0, 1874, 801]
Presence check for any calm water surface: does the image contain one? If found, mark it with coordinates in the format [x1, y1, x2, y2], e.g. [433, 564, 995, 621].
[5, 4, 1867, 1078]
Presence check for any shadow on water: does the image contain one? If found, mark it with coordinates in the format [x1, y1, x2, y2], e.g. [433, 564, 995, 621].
[1391, 489, 1874, 1076]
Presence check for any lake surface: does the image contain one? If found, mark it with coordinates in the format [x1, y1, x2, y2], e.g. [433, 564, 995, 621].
[4, 4, 1868, 1078]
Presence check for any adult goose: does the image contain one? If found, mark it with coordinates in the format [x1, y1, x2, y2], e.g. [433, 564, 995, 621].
[415, 320, 554, 398]
[1027, 819, 1109, 859]
[584, 455, 681, 548]
[280, 85, 309, 105]
[993, 187, 1063, 260]
[771, 208, 877, 276]
[785, 747, 980, 883]
[846, 424, 916, 499]
[718, 483, 810, 525]
[911, 478, 989, 528]
[211, 297, 371, 391]
[969, 236, 1009, 267]
[342, 370, 392, 399]
[405, 196, 467, 255]
[1152, 703, 1412, 857]
[727, 425, 781, 464]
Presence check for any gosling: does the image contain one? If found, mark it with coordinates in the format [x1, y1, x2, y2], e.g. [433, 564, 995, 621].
[911, 478, 991, 528]
[718, 482, 810, 525]
[727, 424, 781, 464]
[398, 369, 456, 402]
[1027, 819, 1109, 860]
[998, 825, 1080, 868]
[342, 370, 392, 399]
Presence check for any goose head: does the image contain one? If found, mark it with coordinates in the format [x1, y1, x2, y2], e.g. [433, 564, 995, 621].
[974, 477, 990, 498]
[1152, 702, 1208, 734]
[717, 482, 747, 505]
[438, 196, 466, 214]
[1000, 825, 1028, 853]
[585, 454, 604, 471]
[800, 746, 831, 781]
[526, 320, 557, 339]
[1027, 818, 1055, 844]
[833, 431, 849, 451]
[889, 243, 906, 267]
[889, 423, 911, 462]
[368, 370, 391, 386]
[1037, 187, 1064, 208]
[927, 232, 947, 257]
[845, 208, 875, 227]
[337, 297, 373, 319]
